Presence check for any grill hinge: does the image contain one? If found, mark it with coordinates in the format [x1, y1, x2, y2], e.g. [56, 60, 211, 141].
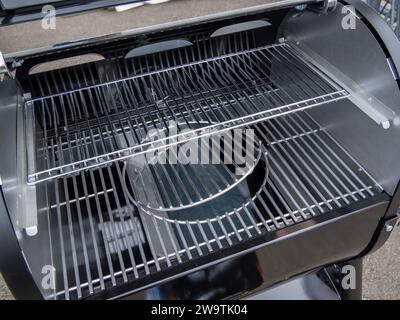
[311, 0, 338, 14]
[323, 0, 338, 13]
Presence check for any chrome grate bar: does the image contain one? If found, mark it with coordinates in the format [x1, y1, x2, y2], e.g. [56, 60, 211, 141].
[45, 112, 380, 300]
[26, 42, 349, 185]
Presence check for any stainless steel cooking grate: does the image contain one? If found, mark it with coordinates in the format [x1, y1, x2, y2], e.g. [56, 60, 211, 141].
[121, 128, 264, 213]
[45, 112, 381, 300]
[25, 42, 349, 185]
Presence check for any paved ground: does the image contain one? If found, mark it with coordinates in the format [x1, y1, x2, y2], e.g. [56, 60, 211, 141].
[363, 227, 400, 299]
[0, 274, 12, 300]
[0, 0, 270, 54]
[0, 0, 399, 300]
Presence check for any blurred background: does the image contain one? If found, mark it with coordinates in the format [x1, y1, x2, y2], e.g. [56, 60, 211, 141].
[365, 0, 399, 37]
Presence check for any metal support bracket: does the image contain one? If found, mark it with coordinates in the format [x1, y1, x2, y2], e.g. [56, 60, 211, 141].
[0, 51, 11, 82]
[322, 0, 338, 13]
[310, 0, 338, 14]
[19, 93, 38, 237]
[288, 41, 396, 129]
[365, 212, 399, 255]
[383, 211, 400, 233]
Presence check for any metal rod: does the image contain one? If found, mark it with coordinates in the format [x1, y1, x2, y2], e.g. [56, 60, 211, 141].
[27, 42, 349, 184]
